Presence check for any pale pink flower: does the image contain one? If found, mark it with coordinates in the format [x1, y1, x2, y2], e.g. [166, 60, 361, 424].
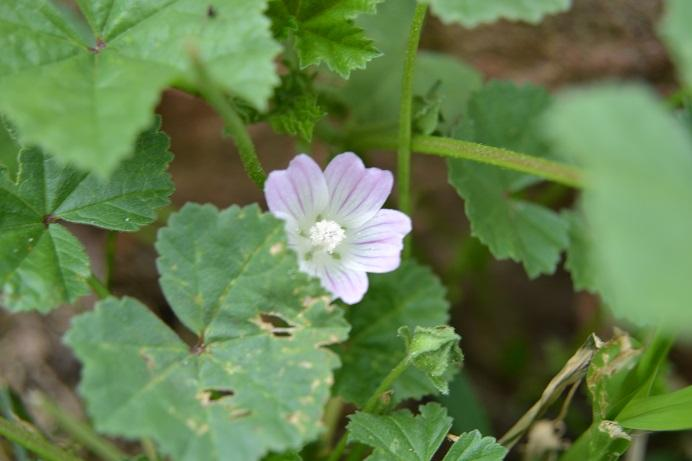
[264, 153, 411, 304]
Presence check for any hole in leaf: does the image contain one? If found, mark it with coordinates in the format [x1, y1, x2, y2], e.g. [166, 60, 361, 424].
[207, 5, 217, 18]
[258, 313, 294, 338]
[205, 389, 234, 401]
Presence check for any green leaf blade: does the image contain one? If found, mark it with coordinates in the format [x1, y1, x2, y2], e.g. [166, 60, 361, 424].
[1, 124, 172, 312]
[545, 85, 692, 331]
[286, 0, 383, 78]
[660, 0, 692, 88]
[348, 404, 506, 461]
[4, 224, 90, 312]
[347, 403, 452, 461]
[424, 0, 571, 28]
[0, 0, 279, 176]
[617, 386, 692, 431]
[448, 81, 569, 278]
[442, 430, 507, 461]
[67, 204, 349, 460]
[53, 122, 174, 231]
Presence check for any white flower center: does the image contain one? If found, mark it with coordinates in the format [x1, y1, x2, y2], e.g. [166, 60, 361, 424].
[309, 219, 345, 254]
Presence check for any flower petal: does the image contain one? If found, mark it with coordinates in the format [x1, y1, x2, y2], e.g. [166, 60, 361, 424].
[318, 265, 368, 305]
[265, 154, 329, 227]
[342, 209, 411, 273]
[324, 152, 393, 228]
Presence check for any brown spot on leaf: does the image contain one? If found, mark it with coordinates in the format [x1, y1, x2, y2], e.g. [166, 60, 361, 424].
[88, 38, 106, 54]
[139, 349, 156, 370]
[42, 214, 59, 227]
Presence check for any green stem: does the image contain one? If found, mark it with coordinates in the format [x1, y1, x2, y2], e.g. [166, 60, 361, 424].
[0, 389, 29, 461]
[190, 52, 267, 188]
[40, 396, 126, 461]
[354, 133, 583, 189]
[397, 3, 427, 257]
[142, 438, 160, 461]
[104, 231, 117, 289]
[362, 358, 411, 413]
[344, 444, 367, 461]
[326, 358, 411, 461]
[321, 397, 344, 453]
[0, 416, 84, 461]
[87, 274, 110, 300]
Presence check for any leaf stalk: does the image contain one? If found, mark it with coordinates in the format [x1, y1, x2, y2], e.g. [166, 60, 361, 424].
[354, 133, 583, 189]
[190, 51, 267, 188]
[86, 274, 110, 299]
[397, 3, 428, 257]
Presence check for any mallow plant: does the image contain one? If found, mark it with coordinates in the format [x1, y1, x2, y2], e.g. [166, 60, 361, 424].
[0, 0, 691, 460]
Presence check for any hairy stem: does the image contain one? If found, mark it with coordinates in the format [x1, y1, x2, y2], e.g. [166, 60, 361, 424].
[0, 416, 84, 461]
[354, 133, 583, 189]
[327, 358, 411, 461]
[397, 3, 428, 257]
[190, 52, 267, 188]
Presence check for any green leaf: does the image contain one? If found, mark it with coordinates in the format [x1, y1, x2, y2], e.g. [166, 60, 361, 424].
[347, 403, 452, 461]
[52, 122, 174, 231]
[563, 210, 600, 293]
[280, 0, 383, 78]
[334, 261, 450, 406]
[412, 82, 443, 135]
[544, 85, 692, 331]
[448, 81, 569, 278]
[66, 204, 349, 461]
[586, 332, 641, 421]
[439, 373, 492, 435]
[0, 122, 173, 312]
[264, 453, 302, 461]
[0, 0, 279, 175]
[588, 421, 631, 461]
[660, 0, 692, 88]
[618, 386, 692, 431]
[337, 0, 481, 129]
[268, 69, 325, 141]
[0, 116, 19, 181]
[423, 0, 571, 28]
[442, 430, 507, 461]
[2, 224, 90, 312]
[399, 325, 463, 394]
[348, 403, 506, 461]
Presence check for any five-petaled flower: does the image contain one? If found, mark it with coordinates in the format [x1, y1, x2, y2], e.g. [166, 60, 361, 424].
[264, 153, 411, 304]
